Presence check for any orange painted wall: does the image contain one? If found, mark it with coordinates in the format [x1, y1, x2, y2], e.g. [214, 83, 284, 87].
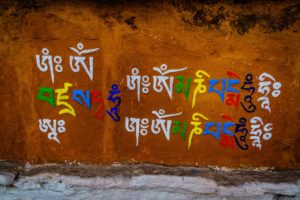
[0, 0, 299, 169]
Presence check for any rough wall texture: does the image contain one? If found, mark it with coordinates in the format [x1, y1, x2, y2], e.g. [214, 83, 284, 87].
[0, 0, 299, 169]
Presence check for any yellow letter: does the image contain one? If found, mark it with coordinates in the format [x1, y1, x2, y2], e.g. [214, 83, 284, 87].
[192, 70, 210, 108]
[55, 82, 76, 116]
[188, 113, 208, 149]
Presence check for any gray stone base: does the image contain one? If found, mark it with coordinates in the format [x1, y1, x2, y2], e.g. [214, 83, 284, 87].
[0, 162, 299, 199]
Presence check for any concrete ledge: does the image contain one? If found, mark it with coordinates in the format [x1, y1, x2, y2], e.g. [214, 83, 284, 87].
[0, 161, 299, 199]
[1, 161, 300, 185]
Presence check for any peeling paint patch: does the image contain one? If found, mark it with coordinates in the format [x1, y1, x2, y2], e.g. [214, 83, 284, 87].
[230, 14, 258, 35]
[192, 7, 226, 30]
[172, 0, 300, 34]
[125, 16, 138, 29]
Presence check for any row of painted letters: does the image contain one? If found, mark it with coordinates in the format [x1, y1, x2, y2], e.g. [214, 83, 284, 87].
[36, 43, 100, 83]
[37, 83, 121, 121]
[127, 65, 281, 113]
[125, 110, 272, 150]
